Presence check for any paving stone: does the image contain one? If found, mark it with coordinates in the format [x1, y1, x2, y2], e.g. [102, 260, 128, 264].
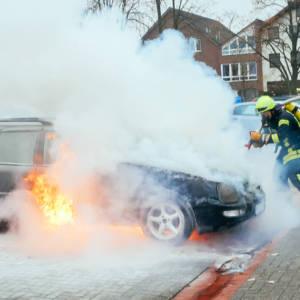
[0, 234, 213, 300]
[232, 226, 300, 299]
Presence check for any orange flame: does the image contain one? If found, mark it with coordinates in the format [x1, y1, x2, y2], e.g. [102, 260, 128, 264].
[24, 169, 75, 227]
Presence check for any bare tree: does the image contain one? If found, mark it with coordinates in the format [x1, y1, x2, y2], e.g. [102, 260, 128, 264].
[214, 10, 245, 32]
[252, 0, 300, 94]
[252, 0, 286, 10]
[151, 0, 216, 32]
[155, 0, 163, 33]
[86, 0, 150, 34]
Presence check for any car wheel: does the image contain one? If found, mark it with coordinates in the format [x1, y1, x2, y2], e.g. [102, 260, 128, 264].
[140, 200, 195, 245]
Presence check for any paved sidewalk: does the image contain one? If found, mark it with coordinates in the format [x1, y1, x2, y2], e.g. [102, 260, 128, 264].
[0, 234, 215, 300]
[231, 226, 300, 300]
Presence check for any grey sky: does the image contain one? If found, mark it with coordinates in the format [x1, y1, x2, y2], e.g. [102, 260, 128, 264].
[210, 0, 283, 32]
[215, 0, 253, 14]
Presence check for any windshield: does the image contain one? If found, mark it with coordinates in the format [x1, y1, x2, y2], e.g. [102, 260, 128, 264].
[233, 104, 258, 116]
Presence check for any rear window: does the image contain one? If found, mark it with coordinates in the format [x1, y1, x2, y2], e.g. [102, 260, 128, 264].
[233, 104, 258, 116]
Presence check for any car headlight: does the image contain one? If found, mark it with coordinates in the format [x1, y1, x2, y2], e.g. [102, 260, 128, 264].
[217, 183, 239, 204]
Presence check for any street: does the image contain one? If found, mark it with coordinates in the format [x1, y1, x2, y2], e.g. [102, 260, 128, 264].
[1, 1, 300, 299]
[0, 216, 278, 300]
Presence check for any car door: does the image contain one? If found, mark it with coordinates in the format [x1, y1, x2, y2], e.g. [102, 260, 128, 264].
[0, 128, 43, 197]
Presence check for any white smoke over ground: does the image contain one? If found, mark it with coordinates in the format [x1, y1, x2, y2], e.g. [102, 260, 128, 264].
[0, 0, 299, 255]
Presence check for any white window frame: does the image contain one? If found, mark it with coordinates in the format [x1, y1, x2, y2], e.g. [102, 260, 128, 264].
[221, 62, 257, 82]
[191, 38, 202, 53]
[222, 35, 255, 56]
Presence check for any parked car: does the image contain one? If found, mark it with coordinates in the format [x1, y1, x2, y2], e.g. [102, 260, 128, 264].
[232, 102, 261, 138]
[272, 95, 298, 102]
[251, 95, 299, 102]
[0, 118, 265, 244]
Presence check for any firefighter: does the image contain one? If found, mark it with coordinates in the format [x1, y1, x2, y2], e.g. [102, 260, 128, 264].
[250, 95, 300, 191]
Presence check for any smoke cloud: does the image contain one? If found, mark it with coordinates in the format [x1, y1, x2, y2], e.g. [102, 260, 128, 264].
[0, 0, 299, 256]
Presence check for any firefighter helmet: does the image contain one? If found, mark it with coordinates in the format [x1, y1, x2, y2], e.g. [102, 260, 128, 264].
[256, 95, 276, 113]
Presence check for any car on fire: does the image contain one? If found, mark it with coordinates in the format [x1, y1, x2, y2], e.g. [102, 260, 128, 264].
[0, 118, 265, 245]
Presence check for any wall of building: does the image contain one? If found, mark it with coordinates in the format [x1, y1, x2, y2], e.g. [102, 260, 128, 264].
[143, 12, 221, 74]
[218, 24, 263, 101]
[261, 10, 299, 93]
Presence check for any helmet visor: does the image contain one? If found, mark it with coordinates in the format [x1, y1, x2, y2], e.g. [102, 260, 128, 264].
[256, 106, 268, 113]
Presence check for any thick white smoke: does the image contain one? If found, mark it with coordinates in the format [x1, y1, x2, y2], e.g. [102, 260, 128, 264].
[0, 0, 239, 176]
[0, 0, 298, 255]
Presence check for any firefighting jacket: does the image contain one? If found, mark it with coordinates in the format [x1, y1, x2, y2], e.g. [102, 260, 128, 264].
[268, 106, 300, 164]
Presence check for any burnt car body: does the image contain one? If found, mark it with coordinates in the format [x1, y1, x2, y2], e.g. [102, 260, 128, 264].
[117, 163, 265, 244]
[0, 118, 265, 244]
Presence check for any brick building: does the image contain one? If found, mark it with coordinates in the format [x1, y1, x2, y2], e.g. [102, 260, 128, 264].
[142, 8, 234, 75]
[143, 8, 267, 101]
[219, 19, 264, 101]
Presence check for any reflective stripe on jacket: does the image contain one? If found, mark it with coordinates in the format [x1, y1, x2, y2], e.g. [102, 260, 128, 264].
[269, 110, 300, 164]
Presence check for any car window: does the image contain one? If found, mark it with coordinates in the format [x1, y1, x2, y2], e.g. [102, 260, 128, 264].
[233, 104, 258, 116]
[0, 131, 38, 165]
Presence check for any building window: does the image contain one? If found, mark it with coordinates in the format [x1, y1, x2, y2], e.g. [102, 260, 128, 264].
[221, 62, 257, 82]
[231, 63, 239, 81]
[240, 63, 250, 81]
[238, 38, 246, 50]
[222, 36, 255, 56]
[247, 36, 255, 48]
[249, 62, 257, 80]
[268, 26, 279, 40]
[222, 44, 229, 56]
[194, 38, 201, 52]
[292, 25, 300, 37]
[222, 64, 230, 81]
[296, 6, 300, 18]
[297, 52, 300, 65]
[269, 53, 280, 68]
[190, 38, 202, 53]
[229, 39, 238, 55]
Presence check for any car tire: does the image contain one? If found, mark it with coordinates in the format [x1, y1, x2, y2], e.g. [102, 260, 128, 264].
[140, 199, 195, 245]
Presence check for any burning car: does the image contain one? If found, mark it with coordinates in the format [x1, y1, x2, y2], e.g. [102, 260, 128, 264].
[0, 118, 265, 245]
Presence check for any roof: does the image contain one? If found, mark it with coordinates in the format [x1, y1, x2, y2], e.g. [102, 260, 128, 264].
[142, 7, 234, 46]
[0, 118, 53, 126]
[222, 19, 265, 45]
[236, 19, 264, 36]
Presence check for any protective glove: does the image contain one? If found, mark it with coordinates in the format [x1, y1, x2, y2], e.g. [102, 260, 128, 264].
[250, 131, 270, 148]
[250, 131, 262, 143]
[252, 141, 262, 148]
